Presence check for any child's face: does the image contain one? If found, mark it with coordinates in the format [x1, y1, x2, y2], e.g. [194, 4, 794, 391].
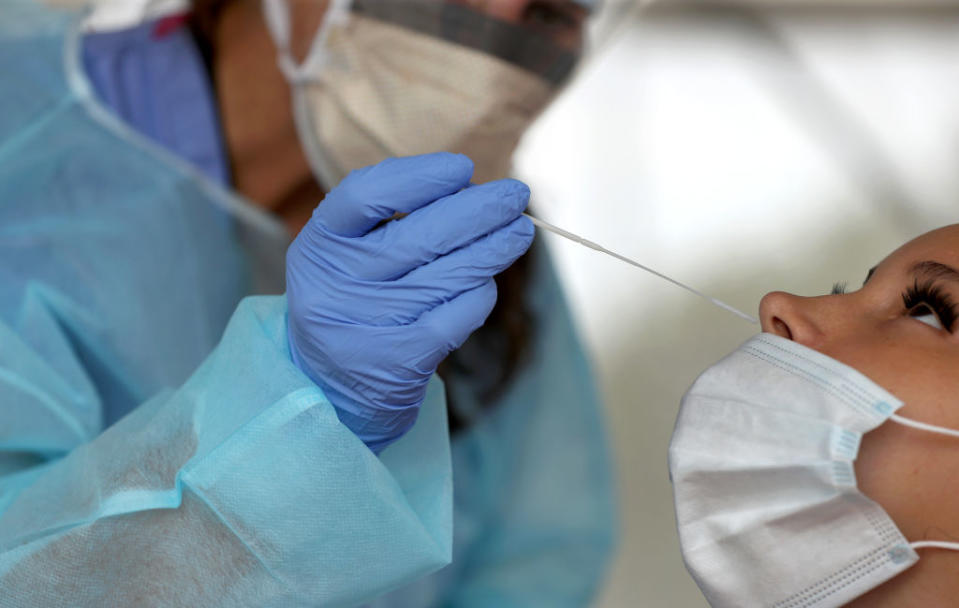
[759, 224, 959, 602]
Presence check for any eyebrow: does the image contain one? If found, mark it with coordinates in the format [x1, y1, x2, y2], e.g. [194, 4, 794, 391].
[910, 260, 959, 282]
[862, 260, 959, 286]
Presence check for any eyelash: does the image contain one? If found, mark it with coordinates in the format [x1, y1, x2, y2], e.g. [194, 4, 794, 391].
[831, 279, 957, 332]
[902, 279, 957, 332]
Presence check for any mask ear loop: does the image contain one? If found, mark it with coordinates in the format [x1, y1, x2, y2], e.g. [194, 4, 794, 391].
[911, 541, 959, 551]
[300, 0, 352, 76]
[261, 0, 298, 81]
[260, 0, 353, 189]
[882, 415, 959, 553]
[889, 413, 959, 439]
[261, 0, 352, 83]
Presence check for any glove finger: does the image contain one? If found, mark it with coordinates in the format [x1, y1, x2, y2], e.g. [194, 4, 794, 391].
[393, 215, 534, 305]
[312, 152, 474, 237]
[358, 179, 531, 281]
[409, 279, 498, 373]
[336, 216, 534, 326]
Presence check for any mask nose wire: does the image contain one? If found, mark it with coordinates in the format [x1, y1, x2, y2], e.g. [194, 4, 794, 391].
[523, 213, 759, 325]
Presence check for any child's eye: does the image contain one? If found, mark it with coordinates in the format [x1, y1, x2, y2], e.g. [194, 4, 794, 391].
[902, 280, 956, 333]
[909, 304, 945, 330]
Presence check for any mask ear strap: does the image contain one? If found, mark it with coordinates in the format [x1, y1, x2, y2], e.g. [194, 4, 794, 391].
[261, 0, 352, 83]
[261, 0, 300, 81]
[910, 541, 959, 552]
[889, 413, 959, 439]
[885, 416, 959, 555]
[300, 0, 352, 76]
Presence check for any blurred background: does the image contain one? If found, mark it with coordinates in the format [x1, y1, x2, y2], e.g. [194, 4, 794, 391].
[515, 2, 958, 605]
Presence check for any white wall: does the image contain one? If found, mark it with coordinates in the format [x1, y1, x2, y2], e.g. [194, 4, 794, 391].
[515, 5, 959, 606]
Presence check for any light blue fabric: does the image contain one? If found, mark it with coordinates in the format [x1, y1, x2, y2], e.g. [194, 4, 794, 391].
[0, 1, 452, 605]
[0, 1, 615, 605]
[81, 16, 231, 185]
[0, 298, 453, 606]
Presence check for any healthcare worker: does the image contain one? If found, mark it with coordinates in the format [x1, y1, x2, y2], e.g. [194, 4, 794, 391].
[669, 224, 959, 607]
[0, 0, 614, 606]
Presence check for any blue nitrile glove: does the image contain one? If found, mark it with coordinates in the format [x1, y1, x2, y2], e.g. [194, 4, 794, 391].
[286, 153, 535, 453]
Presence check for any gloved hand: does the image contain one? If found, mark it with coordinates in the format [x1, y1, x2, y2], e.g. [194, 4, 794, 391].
[286, 152, 535, 453]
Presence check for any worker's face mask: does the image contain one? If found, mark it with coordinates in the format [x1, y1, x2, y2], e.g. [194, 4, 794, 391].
[263, 0, 580, 189]
[669, 333, 959, 608]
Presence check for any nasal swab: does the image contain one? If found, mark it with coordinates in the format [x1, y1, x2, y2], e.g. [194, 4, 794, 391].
[523, 213, 759, 325]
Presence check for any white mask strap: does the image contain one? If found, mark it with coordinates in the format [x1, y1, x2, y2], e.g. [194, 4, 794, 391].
[910, 541, 959, 552]
[300, 0, 351, 76]
[524, 214, 759, 325]
[889, 413, 959, 439]
[261, 0, 297, 80]
[261, 0, 352, 83]
[886, 416, 959, 554]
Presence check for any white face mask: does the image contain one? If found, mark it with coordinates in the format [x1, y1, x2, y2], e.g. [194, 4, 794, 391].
[262, 0, 573, 189]
[669, 333, 959, 608]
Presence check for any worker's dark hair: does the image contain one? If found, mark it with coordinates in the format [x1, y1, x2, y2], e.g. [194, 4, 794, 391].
[189, 0, 537, 434]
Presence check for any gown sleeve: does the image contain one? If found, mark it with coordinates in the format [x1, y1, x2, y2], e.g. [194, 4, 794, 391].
[0, 2, 452, 603]
[0, 296, 453, 608]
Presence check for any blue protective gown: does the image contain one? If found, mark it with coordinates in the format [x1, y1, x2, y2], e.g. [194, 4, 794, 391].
[0, 2, 616, 606]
